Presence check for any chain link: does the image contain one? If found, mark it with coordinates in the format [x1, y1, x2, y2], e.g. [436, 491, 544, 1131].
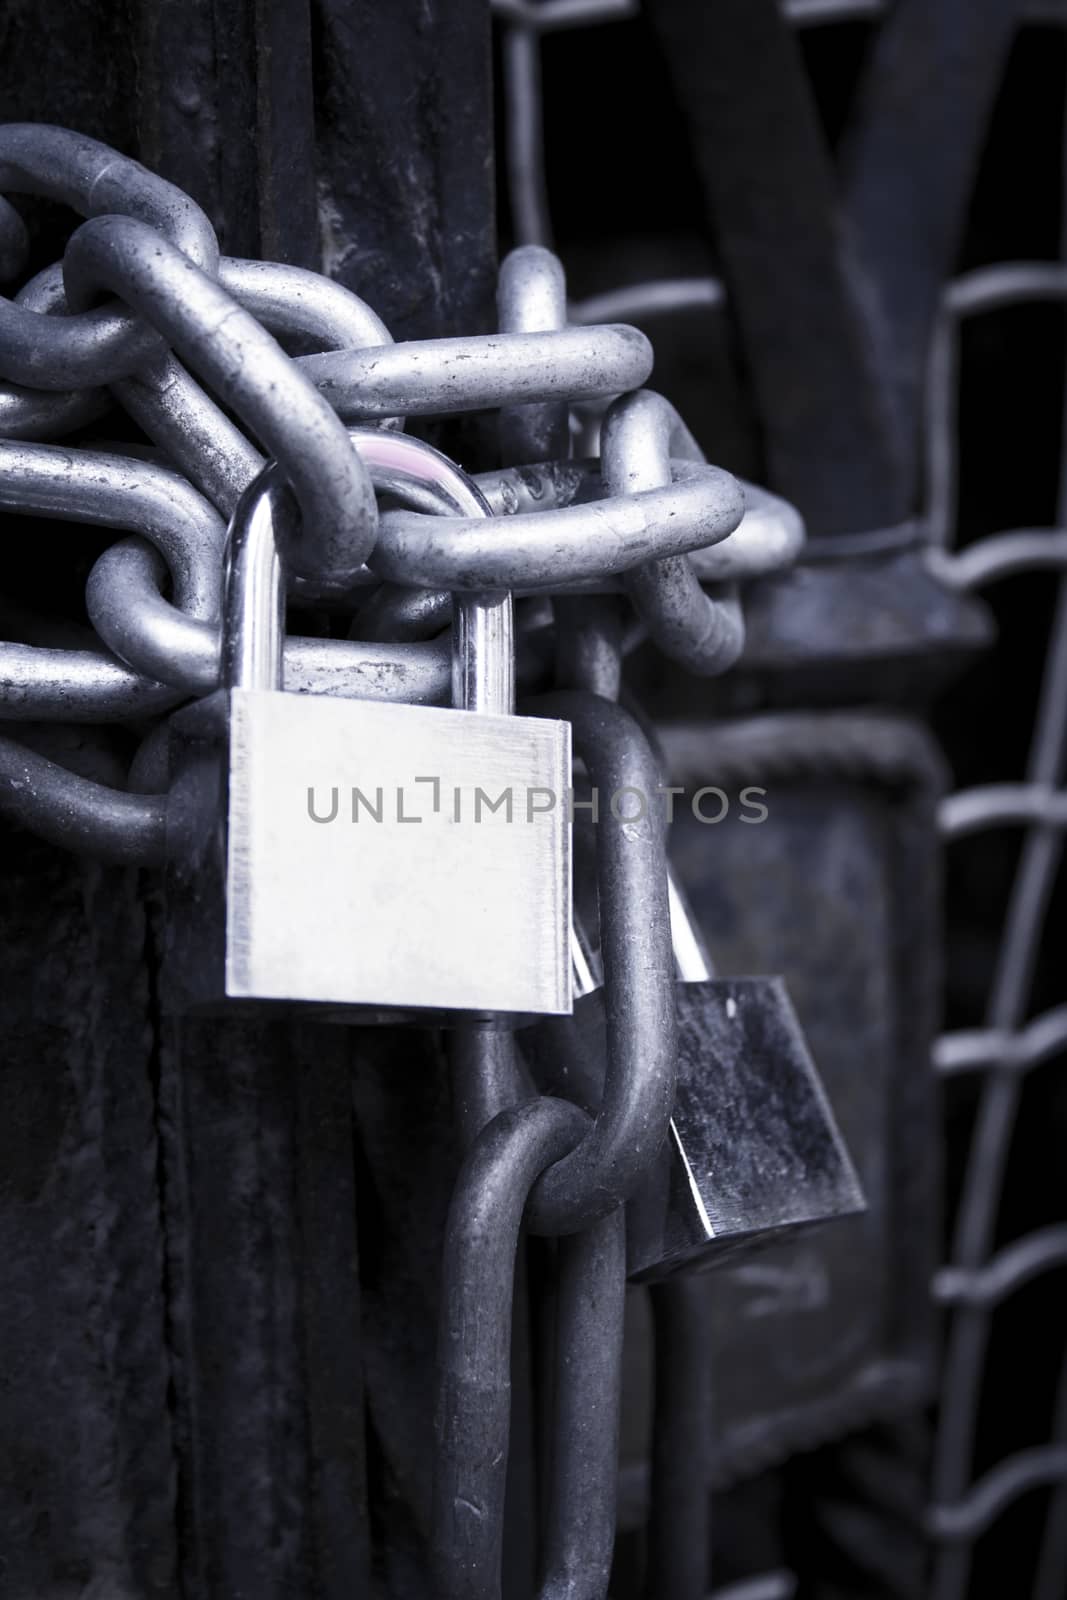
[0, 128, 800, 861]
[0, 122, 812, 1598]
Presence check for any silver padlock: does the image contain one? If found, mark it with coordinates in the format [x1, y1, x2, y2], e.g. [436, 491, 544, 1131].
[164, 431, 572, 1019]
[523, 866, 863, 1276]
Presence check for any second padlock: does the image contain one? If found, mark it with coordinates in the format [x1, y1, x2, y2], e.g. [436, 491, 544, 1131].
[522, 866, 864, 1278]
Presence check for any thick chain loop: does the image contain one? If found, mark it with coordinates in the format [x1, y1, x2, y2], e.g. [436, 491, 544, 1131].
[0, 123, 805, 933]
[602, 387, 746, 673]
[0, 125, 218, 387]
[0, 732, 166, 864]
[433, 1095, 626, 1600]
[0, 124, 820, 1600]
[63, 216, 379, 586]
[523, 691, 677, 1234]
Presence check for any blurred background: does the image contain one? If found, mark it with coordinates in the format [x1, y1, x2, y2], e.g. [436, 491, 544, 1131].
[491, 4, 1067, 1595]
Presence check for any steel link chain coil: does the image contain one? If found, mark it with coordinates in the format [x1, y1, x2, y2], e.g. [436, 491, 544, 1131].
[0, 126, 803, 865]
[0, 123, 814, 1600]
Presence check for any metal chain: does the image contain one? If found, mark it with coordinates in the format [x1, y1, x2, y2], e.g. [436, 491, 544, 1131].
[0, 122, 811, 1600]
[0, 137, 796, 861]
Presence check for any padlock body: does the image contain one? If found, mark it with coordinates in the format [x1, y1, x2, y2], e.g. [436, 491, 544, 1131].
[629, 977, 864, 1278]
[165, 688, 572, 1019]
[521, 975, 863, 1277]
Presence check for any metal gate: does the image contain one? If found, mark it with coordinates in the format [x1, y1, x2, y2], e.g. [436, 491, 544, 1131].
[0, 2, 1064, 1596]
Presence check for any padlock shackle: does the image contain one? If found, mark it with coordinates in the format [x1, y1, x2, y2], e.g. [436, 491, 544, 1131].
[667, 869, 715, 984]
[222, 475, 287, 691]
[551, 581, 715, 987]
[221, 429, 508, 702]
[347, 429, 513, 715]
[563, 860, 714, 997]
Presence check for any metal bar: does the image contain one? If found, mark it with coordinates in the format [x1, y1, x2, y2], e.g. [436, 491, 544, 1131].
[570, 278, 726, 325]
[940, 784, 1067, 833]
[840, 0, 1024, 506]
[924, 265, 1067, 551]
[493, 0, 1067, 30]
[643, 0, 904, 536]
[934, 1226, 1067, 1307]
[935, 530, 1067, 588]
[934, 1007, 1067, 1076]
[502, 20, 554, 247]
[929, 1447, 1067, 1541]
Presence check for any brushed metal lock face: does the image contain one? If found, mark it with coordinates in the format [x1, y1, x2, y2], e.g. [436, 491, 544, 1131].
[165, 687, 572, 1017]
[521, 973, 863, 1278]
[625, 977, 864, 1279]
